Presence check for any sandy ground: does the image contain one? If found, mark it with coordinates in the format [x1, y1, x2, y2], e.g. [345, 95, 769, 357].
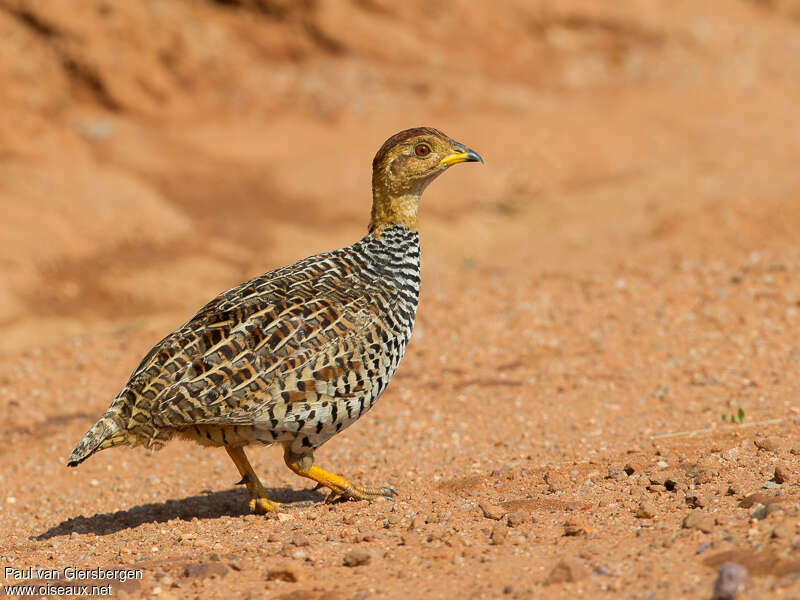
[1, 1, 800, 598]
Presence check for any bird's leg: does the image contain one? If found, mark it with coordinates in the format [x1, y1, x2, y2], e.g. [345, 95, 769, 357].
[283, 446, 396, 503]
[225, 446, 282, 514]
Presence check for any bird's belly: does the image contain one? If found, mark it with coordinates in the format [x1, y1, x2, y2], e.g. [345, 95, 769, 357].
[279, 326, 414, 452]
[178, 424, 279, 447]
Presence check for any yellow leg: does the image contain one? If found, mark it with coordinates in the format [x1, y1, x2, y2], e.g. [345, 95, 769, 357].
[226, 446, 282, 514]
[283, 446, 396, 503]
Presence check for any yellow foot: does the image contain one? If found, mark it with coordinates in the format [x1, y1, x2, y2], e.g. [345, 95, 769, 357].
[249, 497, 318, 514]
[325, 484, 396, 503]
[284, 447, 397, 504]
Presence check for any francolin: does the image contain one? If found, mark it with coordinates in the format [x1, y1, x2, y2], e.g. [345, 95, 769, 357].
[68, 128, 482, 513]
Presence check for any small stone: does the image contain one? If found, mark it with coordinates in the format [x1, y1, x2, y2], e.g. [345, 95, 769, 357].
[544, 471, 569, 492]
[762, 481, 781, 490]
[265, 566, 299, 583]
[765, 503, 784, 518]
[750, 504, 767, 520]
[685, 494, 707, 509]
[686, 466, 713, 485]
[695, 541, 710, 554]
[544, 558, 590, 585]
[624, 462, 641, 476]
[343, 548, 372, 567]
[773, 465, 790, 484]
[479, 502, 506, 521]
[506, 511, 526, 528]
[386, 514, 401, 525]
[726, 485, 741, 497]
[636, 501, 656, 519]
[790, 446, 800, 455]
[291, 550, 307, 561]
[738, 493, 784, 508]
[754, 437, 785, 453]
[290, 534, 310, 547]
[712, 562, 747, 600]
[771, 520, 796, 539]
[683, 511, 714, 533]
[400, 532, 420, 546]
[607, 466, 626, 481]
[563, 518, 585, 536]
[490, 525, 507, 545]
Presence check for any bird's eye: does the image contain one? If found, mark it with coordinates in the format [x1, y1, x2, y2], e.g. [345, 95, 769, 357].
[414, 143, 431, 157]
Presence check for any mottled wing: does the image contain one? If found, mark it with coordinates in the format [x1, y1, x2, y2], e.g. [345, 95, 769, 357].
[124, 251, 383, 430]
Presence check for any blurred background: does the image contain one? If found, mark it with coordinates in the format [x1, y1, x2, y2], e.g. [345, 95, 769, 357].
[3, 5, 800, 594]
[1, 0, 800, 351]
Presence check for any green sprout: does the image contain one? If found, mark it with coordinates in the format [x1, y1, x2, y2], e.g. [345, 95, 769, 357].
[722, 408, 746, 424]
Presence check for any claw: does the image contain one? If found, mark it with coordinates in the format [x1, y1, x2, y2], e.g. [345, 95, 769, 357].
[234, 475, 249, 486]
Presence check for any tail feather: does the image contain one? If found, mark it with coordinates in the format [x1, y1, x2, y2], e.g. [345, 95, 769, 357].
[67, 411, 125, 467]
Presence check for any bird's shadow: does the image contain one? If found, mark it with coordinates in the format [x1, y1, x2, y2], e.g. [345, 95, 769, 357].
[33, 486, 326, 541]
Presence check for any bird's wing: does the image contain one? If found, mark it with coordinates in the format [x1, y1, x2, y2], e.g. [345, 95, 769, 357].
[123, 249, 387, 428]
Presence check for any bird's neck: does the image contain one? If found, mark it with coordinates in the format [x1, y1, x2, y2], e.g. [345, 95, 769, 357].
[368, 191, 420, 238]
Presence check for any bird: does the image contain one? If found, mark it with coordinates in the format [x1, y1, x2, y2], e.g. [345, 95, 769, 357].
[68, 127, 482, 513]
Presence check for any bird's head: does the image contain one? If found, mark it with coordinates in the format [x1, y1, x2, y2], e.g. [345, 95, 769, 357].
[370, 127, 482, 237]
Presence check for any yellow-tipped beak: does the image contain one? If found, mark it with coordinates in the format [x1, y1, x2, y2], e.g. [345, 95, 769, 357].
[439, 147, 483, 166]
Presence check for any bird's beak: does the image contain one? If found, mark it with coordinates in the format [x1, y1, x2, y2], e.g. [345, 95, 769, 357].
[439, 145, 483, 166]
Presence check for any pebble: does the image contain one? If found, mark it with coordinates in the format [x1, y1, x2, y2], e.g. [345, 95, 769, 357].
[750, 504, 767, 520]
[265, 566, 299, 583]
[544, 558, 589, 585]
[695, 541, 710, 554]
[608, 466, 626, 481]
[762, 481, 781, 490]
[790, 446, 800, 455]
[624, 462, 641, 476]
[765, 503, 784, 518]
[685, 494, 707, 509]
[343, 548, 372, 567]
[544, 471, 569, 492]
[711, 562, 747, 600]
[563, 518, 586, 536]
[771, 520, 796, 539]
[290, 534, 310, 547]
[773, 465, 790, 484]
[400, 532, 420, 546]
[683, 511, 714, 533]
[738, 493, 782, 508]
[686, 467, 713, 485]
[490, 525, 507, 545]
[479, 502, 506, 521]
[754, 437, 785, 453]
[506, 511, 526, 528]
[635, 501, 656, 519]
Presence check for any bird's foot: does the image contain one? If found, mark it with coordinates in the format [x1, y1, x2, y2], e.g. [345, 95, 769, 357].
[249, 496, 281, 514]
[248, 496, 317, 514]
[324, 483, 397, 503]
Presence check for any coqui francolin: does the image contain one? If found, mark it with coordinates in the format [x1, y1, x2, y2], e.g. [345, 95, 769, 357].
[68, 127, 482, 513]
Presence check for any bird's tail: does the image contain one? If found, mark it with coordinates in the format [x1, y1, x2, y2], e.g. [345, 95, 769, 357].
[67, 409, 127, 467]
